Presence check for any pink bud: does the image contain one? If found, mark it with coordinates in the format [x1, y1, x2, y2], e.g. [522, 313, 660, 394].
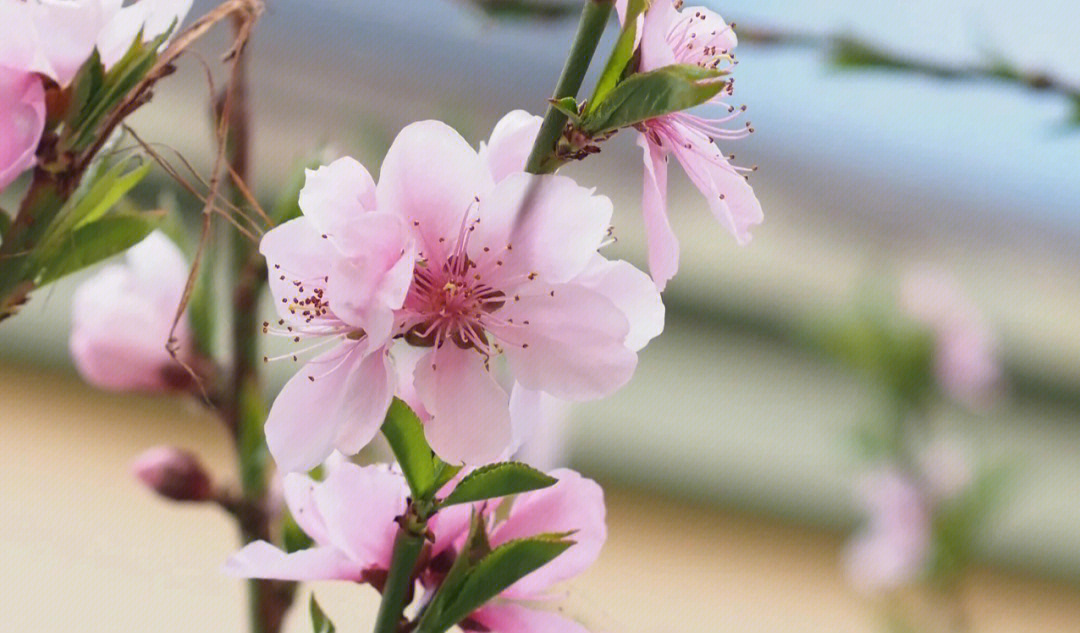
[131, 446, 212, 502]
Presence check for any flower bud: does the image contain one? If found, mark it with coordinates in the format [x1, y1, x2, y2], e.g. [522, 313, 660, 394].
[131, 446, 213, 502]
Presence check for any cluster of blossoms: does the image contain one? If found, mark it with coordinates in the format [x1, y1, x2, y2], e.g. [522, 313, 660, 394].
[0, 0, 191, 190]
[259, 112, 665, 470]
[225, 461, 605, 633]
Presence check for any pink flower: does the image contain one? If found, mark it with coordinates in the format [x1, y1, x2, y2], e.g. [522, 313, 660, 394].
[616, 0, 762, 289]
[844, 467, 932, 594]
[224, 463, 605, 633]
[70, 231, 193, 392]
[0, 0, 190, 189]
[901, 268, 1000, 408]
[131, 446, 213, 502]
[261, 113, 663, 471]
[0, 66, 44, 191]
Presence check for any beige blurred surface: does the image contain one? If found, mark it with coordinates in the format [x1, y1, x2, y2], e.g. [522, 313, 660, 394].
[2, 361, 1079, 633]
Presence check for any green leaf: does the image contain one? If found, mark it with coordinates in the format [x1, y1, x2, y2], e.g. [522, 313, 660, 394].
[549, 96, 582, 122]
[34, 212, 163, 285]
[587, 0, 649, 114]
[381, 398, 439, 500]
[441, 462, 557, 507]
[580, 63, 728, 135]
[309, 594, 336, 633]
[414, 512, 491, 633]
[421, 534, 574, 633]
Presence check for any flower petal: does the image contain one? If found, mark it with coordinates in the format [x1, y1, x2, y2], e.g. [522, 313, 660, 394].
[97, 0, 192, 69]
[259, 217, 339, 326]
[0, 68, 45, 191]
[638, 0, 678, 72]
[297, 156, 378, 256]
[480, 110, 542, 183]
[282, 473, 332, 546]
[509, 383, 572, 471]
[413, 345, 512, 464]
[332, 348, 396, 456]
[491, 469, 606, 599]
[573, 255, 664, 352]
[493, 283, 636, 401]
[471, 173, 613, 285]
[223, 541, 362, 582]
[470, 603, 592, 633]
[636, 133, 679, 289]
[313, 463, 407, 570]
[377, 120, 489, 261]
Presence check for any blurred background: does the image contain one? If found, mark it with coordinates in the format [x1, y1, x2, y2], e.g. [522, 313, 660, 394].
[2, 0, 1079, 631]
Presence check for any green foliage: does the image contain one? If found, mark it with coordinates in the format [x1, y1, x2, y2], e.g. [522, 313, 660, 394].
[33, 212, 163, 285]
[441, 462, 557, 507]
[580, 64, 729, 135]
[415, 511, 573, 633]
[381, 398, 454, 501]
[308, 594, 336, 633]
[586, 0, 649, 114]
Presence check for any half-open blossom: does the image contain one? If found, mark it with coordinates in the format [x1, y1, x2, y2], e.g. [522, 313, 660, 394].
[615, 0, 762, 289]
[225, 463, 604, 633]
[900, 268, 1000, 408]
[0, 66, 44, 191]
[844, 466, 931, 594]
[70, 231, 193, 392]
[261, 113, 663, 471]
[0, 0, 190, 189]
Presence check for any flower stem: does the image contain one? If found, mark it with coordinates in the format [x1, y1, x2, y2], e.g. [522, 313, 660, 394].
[372, 528, 426, 633]
[524, 0, 614, 175]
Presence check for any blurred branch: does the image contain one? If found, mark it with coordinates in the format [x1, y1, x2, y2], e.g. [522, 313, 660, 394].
[461, 0, 579, 20]
[737, 24, 1080, 123]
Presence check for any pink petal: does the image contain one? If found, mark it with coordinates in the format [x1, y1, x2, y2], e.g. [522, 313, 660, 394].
[636, 133, 679, 290]
[282, 472, 332, 547]
[223, 541, 362, 582]
[491, 469, 606, 599]
[509, 383, 572, 471]
[376, 120, 490, 261]
[638, 0, 678, 72]
[0, 68, 45, 191]
[297, 157, 378, 257]
[493, 283, 636, 401]
[574, 255, 664, 352]
[413, 345, 512, 465]
[312, 463, 407, 570]
[97, 0, 192, 69]
[470, 603, 591, 633]
[30, 0, 110, 85]
[471, 173, 612, 285]
[480, 110, 543, 183]
[669, 126, 762, 245]
[259, 217, 339, 326]
[265, 343, 394, 472]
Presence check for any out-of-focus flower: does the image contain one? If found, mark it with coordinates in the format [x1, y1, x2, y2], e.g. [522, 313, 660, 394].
[262, 113, 664, 471]
[844, 467, 932, 594]
[70, 231, 193, 392]
[917, 438, 973, 503]
[0, 66, 45, 191]
[901, 268, 1000, 408]
[131, 446, 212, 502]
[0, 0, 190, 190]
[225, 463, 604, 633]
[615, 0, 762, 289]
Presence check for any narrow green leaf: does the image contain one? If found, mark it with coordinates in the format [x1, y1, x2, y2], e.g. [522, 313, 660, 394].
[75, 159, 153, 229]
[34, 212, 163, 285]
[424, 534, 574, 632]
[580, 63, 728, 135]
[441, 462, 557, 507]
[309, 594, 336, 633]
[587, 0, 649, 114]
[381, 398, 438, 500]
[414, 512, 493, 633]
[549, 96, 582, 122]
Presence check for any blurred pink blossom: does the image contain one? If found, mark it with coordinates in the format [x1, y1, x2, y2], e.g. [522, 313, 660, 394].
[901, 268, 1000, 407]
[844, 467, 932, 594]
[224, 463, 604, 633]
[131, 446, 212, 502]
[0, 0, 190, 190]
[616, 0, 762, 289]
[70, 231, 192, 392]
[261, 113, 663, 471]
